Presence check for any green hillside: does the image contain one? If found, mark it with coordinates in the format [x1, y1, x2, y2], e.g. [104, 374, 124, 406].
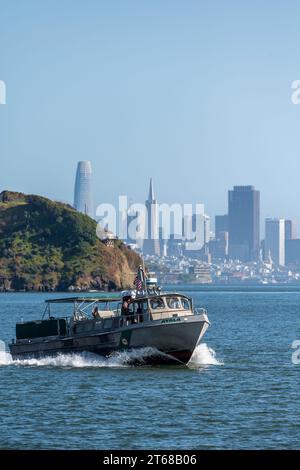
[0, 191, 141, 291]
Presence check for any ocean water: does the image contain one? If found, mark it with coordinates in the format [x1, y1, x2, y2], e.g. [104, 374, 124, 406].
[0, 286, 300, 450]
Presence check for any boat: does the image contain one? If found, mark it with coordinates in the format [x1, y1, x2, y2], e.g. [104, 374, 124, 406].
[9, 267, 210, 365]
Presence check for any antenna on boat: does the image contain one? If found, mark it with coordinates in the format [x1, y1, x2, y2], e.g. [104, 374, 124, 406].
[142, 256, 147, 292]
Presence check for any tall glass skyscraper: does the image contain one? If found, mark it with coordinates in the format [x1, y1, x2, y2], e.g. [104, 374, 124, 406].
[285, 219, 297, 240]
[143, 178, 161, 256]
[265, 218, 285, 267]
[73, 161, 93, 218]
[228, 185, 260, 262]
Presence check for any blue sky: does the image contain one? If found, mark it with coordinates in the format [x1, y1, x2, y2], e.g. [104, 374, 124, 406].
[1, 0, 300, 231]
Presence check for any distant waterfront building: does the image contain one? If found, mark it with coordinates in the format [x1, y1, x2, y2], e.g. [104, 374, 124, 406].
[143, 178, 160, 256]
[215, 214, 228, 239]
[285, 220, 297, 240]
[73, 161, 93, 218]
[265, 218, 285, 267]
[188, 264, 212, 283]
[102, 228, 116, 248]
[228, 185, 260, 262]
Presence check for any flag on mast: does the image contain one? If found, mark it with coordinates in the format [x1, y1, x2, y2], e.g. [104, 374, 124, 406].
[134, 265, 146, 290]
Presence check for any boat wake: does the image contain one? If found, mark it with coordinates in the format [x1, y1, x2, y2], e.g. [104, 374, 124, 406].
[188, 343, 223, 368]
[0, 347, 173, 369]
[0, 344, 222, 369]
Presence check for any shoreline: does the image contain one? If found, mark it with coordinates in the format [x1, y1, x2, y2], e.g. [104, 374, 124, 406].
[2, 283, 300, 294]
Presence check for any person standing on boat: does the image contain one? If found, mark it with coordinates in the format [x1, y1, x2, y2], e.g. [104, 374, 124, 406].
[121, 296, 131, 319]
[92, 306, 99, 319]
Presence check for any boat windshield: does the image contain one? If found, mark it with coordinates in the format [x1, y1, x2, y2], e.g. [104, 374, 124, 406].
[165, 296, 181, 309]
[181, 298, 191, 310]
[149, 298, 165, 310]
[149, 295, 192, 311]
[127, 300, 149, 315]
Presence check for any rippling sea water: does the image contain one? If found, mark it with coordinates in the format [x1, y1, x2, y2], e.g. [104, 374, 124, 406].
[1, 286, 300, 450]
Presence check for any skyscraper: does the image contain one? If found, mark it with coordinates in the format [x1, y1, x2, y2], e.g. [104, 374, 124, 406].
[204, 214, 210, 245]
[143, 178, 160, 256]
[228, 185, 260, 262]
[73, 161, 93, 218]
[184, 210, 210, 259]
[265, 218, 285, 267]
[285, 220, 297, 240]
[285, 239, 300, 265]
[215, 214, 228, 239]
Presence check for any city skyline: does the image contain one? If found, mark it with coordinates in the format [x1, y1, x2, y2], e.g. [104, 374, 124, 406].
[74, 161, 295, 240]
[90, 168, 299, 268]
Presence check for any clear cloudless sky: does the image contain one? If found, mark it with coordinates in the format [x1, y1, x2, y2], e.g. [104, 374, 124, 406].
[1, 0, 300, 234]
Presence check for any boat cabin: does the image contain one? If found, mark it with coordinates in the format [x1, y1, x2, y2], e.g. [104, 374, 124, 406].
[123, 293, 193, 321]
[14, 292, 196, 342]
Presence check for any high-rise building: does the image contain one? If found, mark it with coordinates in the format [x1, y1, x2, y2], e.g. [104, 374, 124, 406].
[182, 206, 204, 246]
[143, 178, 160, 256]
[215, 214, 228, 239]
[265, 218, 285, 267]
[285, 220, 297, 240]
[285, 220, 298, 266]
[126, 209, 138, 245]
[184, 209, 207, 253]
[183, 212, 211, 261]
[228, 185, 260, 262]
[73, 161, 93, 218]
[167, 235, 183, 257]
[204, 214, 210, 245]
[285, 239, 300, 266]
[209, 231, 229, 260]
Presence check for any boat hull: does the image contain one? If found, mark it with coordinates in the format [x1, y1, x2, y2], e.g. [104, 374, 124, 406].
[9, 316, 209, 365]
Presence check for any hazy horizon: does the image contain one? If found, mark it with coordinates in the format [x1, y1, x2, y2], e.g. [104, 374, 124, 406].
[1, 1, 300, 233]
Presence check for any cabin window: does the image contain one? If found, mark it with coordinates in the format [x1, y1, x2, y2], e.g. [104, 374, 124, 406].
[134, 301, 148, 313]
[150, 298, 165, 310]
[181, 298, 191, 310]
[165, 296, 181, 309]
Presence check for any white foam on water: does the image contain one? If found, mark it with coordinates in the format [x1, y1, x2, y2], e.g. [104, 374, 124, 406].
[0, 351, 13, 366]
[0, 347, 166, 369]
[188, 343, 223, 368]
[0, 344, 223, 369]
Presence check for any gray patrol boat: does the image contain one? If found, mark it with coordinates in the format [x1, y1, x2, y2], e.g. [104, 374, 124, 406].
[9, 268, 210, 365]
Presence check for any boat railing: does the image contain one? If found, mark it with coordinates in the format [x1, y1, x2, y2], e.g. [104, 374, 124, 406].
[116, 312, 150, 327]
[114, 309, 195, 327]
[74, 308, 207, 331]
[194, 307, 208, 316]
